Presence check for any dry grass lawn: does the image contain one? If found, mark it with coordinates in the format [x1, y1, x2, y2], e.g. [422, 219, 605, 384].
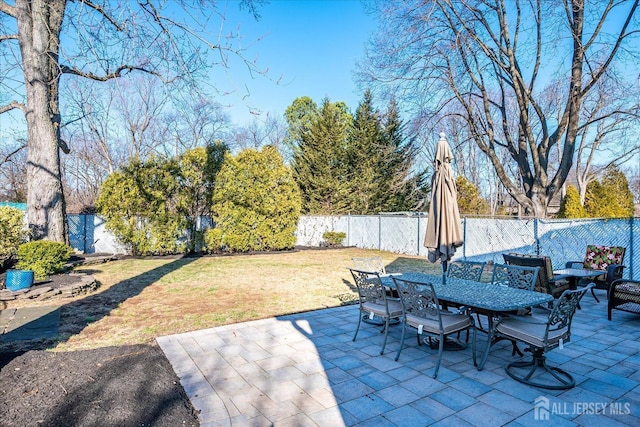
[5, 247, 440, 352]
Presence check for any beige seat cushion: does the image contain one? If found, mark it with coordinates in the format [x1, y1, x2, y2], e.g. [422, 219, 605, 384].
[496, 317, 568, 349]
[406, 312, 473, 335]
[362, 300, 403, 318]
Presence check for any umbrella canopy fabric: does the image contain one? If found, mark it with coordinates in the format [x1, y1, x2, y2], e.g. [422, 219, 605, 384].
[424, 133, 463, 264]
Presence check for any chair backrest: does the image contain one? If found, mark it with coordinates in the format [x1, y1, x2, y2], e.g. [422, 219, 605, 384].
[352, 256, 386, 275]
[392, 277, 442, 330]
[582, 245, 626, 271]
[503, 253, 553, 294]
[545, 284, 593, 346]
[349, 268, 387, 307]
[491, 263, 539, 291]
[447, 260, 486, 282]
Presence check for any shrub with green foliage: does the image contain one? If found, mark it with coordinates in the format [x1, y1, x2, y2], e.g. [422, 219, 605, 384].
[456, 176, 490, 215]
[177, 143, 227, 253]
[584, 166, 634, 218]
[97, 156, 187, 255]
[16, 240, 73, 279]
[322, 231, 346, 246]
[557, 185, 587, 218]
[0, 206, 27, 268]
[208, 146, 302, 252]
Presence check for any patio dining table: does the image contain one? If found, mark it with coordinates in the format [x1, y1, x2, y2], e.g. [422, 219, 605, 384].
[381, 272, 554, 370]
[552, 267, 604, 290]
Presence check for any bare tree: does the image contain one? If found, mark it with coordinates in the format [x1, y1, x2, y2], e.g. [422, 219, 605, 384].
[0, 141, 27, 202]
[572, 71, 640, 203]
[229, 113, 288, 156]
[164, 94, 230, 157]
[360, 0, 639, 217]
[0, 0, 263, 242]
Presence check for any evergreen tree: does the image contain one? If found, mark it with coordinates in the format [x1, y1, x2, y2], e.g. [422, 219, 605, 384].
[208, 146, 301, 252]
[584, 166, 634, 218]
[177, 141, 228, 252]
[378, 97, 428, 212]
[557, 185, 586, 218]
[97, 156, 186, 255]
[292, 99, 353, 214]
[456, 176, 490, 215]
[600, 166, 635, 218]
[347, 89, 383, 213]
[284, 97, 319, 154]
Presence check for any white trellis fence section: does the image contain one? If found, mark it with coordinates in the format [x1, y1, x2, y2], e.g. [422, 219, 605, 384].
[68, 213, 638, 280]
[296, 215, 639, 280]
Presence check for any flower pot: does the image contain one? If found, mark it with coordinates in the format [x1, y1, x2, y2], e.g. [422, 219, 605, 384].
[5, 269, 34, 291]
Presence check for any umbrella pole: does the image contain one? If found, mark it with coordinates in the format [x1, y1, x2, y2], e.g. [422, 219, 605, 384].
[442, 260, 447, 285]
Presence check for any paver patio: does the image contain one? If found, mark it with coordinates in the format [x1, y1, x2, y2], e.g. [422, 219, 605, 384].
[158, 288, 640, 426]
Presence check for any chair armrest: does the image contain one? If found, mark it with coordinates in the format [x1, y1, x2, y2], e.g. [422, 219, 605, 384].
[565, 261, 583, 268]
[609, 278, 639, 293]
[605, 264, 625, 284]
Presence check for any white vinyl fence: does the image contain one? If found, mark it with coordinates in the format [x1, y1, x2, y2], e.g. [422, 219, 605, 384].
[69, 214, 639, 280]
[296, 215, 639, 280]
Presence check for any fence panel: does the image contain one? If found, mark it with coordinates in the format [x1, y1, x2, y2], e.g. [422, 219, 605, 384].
[67, 214, 85, 252]
[379, 215, 423, 255]
[67, 213, 637, 279]
[296, 215, 638, 280]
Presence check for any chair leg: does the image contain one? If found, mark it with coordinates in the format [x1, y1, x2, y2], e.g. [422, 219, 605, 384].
[511, 341, 523, 357]
[353, 311, 363, 342]
[380, 318, 390, 355]
[433, 333, 445, 379]
[395, 320, 407, 361]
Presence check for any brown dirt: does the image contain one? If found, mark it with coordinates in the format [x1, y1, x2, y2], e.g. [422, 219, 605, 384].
[0, 344, 199, 426]
[0, 259, 201, 426]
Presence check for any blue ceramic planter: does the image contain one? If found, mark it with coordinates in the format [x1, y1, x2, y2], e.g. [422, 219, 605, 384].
[5, 269, 34, 291]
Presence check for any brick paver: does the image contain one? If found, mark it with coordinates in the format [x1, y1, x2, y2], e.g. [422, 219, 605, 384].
[157, 289, 640, 426]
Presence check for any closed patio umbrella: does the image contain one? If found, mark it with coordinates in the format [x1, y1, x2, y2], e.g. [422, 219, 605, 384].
[424, 132, 463, 283]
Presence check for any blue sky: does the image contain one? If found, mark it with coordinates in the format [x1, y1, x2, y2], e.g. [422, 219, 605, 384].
[215, 0, 377, 126]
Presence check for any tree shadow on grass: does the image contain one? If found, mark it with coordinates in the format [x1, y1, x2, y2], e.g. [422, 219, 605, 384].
[0, 255, 200, 364]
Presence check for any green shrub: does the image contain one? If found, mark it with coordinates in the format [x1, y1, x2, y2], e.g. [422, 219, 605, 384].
[96, 157, 187, 255]
[209, 147, 302, 253]
[16, 240, 73, 279]
[557, 185, 586, 218]
[322, 231, 346, 246]
[0, 206, 27, 268]
[204, 228, 225, 252]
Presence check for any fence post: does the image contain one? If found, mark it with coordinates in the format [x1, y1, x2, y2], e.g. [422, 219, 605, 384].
[378, 215, 382, 251]
[462, 217, 467, 259]
[417, 214, 420, 256]
[83, 214, 88, 253]
[534, 218, 540, 256]
[630, 217, 635, 280]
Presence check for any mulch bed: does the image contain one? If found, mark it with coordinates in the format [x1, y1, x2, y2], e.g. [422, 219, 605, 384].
[0, 344, 199, 426]
[0, 253, 200, 426]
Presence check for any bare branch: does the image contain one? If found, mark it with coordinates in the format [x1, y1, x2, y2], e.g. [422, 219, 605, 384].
[0, 1, 16, 17]
[0, 34, 18, 42]
[75, 0, 125, 31]
[0, 100, 26, 114]
[60, 64, 165, 82]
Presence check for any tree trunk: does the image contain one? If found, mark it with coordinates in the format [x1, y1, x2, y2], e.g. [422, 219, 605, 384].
[16, 0, 68, 243]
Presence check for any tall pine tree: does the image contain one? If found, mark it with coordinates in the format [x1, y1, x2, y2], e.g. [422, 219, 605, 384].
[347, 89, 383, 213]
[378, 97, 428, 212]
[292, 99, 353, 214]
